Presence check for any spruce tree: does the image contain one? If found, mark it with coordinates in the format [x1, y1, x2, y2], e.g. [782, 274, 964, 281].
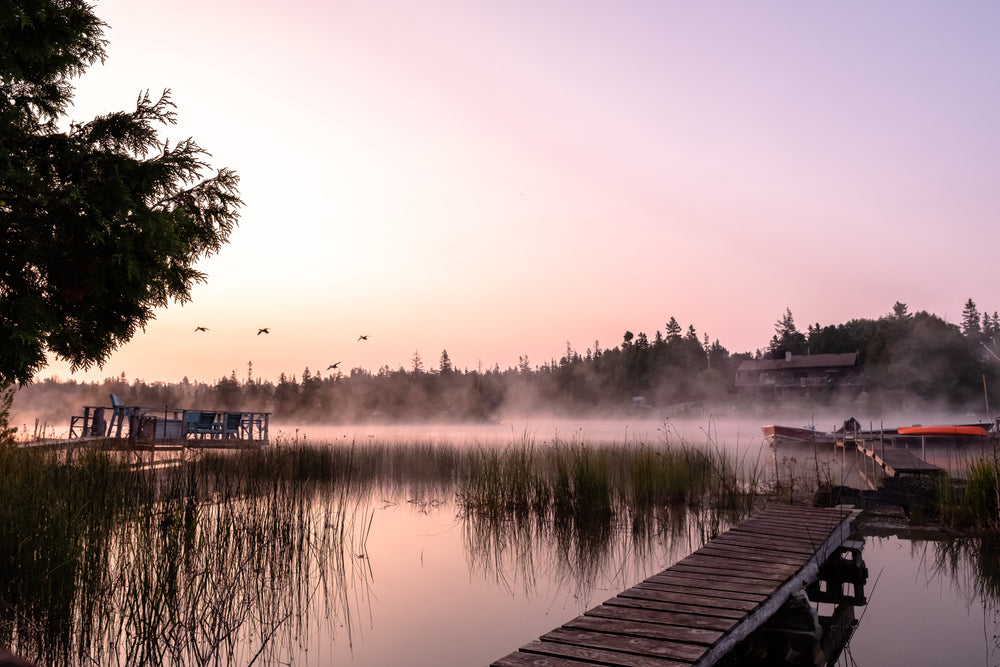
[1, 1, 242, 385]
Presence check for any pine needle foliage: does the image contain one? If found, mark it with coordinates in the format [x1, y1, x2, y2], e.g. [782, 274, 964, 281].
[1, 1, 242, 385]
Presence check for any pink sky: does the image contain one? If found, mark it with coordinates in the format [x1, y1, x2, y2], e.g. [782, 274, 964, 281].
[41, 1, 1000, 384]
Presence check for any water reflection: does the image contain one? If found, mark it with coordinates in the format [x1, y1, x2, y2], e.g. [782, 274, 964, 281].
[0, 451, 377, 666]
[8, 435, 1000, 666]
[461, 502, 730, 611]
[842, 536, 1000, 667]
[1, 441, 753, 666]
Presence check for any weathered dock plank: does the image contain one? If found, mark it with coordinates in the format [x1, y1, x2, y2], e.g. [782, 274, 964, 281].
[492, 505, 857, 667]
[611, 591, 748, 619]
[507, 638, 689, 666]
[586, 604, 738, 632]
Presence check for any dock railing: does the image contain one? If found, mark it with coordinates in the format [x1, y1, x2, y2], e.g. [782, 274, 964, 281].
[69, 401, 269, 443]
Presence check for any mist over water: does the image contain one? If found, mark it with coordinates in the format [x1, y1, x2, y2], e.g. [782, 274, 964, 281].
[278, 417, 762, 449]
[7, 402, 1000, 664]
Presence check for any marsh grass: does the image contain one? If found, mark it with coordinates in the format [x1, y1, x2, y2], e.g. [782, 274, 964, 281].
[0, 432, 767, 666]
[456, 436, 766, 538]
[933, 459, 1000, 532]
[0, 445, 378, 666]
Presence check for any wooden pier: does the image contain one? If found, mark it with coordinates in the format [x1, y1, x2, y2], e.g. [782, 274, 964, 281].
[493, 505, 859, 667]
[852, 440, 942, 476]
[67, 394, 269, 444]
[835, 433, 943, 487]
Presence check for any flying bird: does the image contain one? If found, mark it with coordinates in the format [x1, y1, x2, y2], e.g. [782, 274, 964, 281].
[327, 362, 341, 370]
[357, 335, 369, 341]
[194, 326, 208, 332]
[257, 328, 270, 335]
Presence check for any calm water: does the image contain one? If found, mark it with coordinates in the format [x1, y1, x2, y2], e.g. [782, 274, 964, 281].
[314, 497, 709, 666]
[841, 535, 999, 666]
[8, 416, 1000, 665]
[281, 496, 1000, 666]
[282, 418, 1000, 666]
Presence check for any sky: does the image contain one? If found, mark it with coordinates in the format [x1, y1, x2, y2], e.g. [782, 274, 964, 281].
[39, 0, 1000, 384]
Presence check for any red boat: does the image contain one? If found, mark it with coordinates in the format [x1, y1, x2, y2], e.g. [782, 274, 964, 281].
[896, 424, 990, 437]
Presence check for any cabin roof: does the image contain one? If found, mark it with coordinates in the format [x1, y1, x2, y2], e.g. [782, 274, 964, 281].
[736, 352, 858, 372]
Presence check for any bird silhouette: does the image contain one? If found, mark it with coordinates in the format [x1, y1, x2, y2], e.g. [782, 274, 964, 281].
[327, 362, 341, 370]
[194, 326, 208, 332]
[257, 328, 270, 335]
[357, 335, 369, 341]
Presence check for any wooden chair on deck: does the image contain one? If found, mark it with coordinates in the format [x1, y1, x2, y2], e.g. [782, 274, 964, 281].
[106, 394, 133, 438]
[185, 411, 220, 438]
[221, 412, 244, 439]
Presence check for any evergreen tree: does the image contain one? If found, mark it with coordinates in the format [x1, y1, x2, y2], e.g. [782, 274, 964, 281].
[665, 317, 682, 340]
[1, 2, 242, 385]
[768, 307, 807, 356]
[962, 298, 982, 339]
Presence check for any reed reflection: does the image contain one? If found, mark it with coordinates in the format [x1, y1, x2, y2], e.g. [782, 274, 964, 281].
[0, 446, 377, 667]
[0, 436, 768, 666]
[456, 440, 760, 607]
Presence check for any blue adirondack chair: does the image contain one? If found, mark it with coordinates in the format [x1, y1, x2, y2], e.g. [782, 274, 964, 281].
[105, 394, 132, 438]
[221, 412, 244, 439]
[185, 411, 220, 438]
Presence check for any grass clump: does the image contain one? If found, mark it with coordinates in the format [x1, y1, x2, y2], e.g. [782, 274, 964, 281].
[935, 460, 1000, 533]
[457, 439, 762, 531]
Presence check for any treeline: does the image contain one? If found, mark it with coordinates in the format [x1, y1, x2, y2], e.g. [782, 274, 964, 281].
[774, 301, 998, 406]
[12, 300, 1000, 427]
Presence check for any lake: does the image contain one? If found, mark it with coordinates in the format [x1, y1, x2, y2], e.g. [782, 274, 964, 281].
[240, 484, 1000, 666]
[277, 417, 1000, 666]
[4, 415, 999, 665]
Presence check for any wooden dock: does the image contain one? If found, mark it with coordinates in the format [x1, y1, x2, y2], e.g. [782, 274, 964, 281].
[67, 396, 270, 443]
[836, 435, 944, 482]
[492, 505, 858, 667]
[854, 441, 942, 476]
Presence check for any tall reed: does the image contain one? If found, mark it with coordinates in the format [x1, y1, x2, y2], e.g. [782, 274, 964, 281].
[456, 438, 764, 535]
[0, 433, 767, 666]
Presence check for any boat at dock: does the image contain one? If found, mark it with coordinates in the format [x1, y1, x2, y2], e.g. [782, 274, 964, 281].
[896, 423, 992, 437]
[762, 424, 837, 446]
[832, 418, 996, 445]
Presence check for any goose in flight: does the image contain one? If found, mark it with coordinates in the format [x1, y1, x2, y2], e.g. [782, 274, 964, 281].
[358, 335, 369, 341]
[257, 328, 270, 335]
[194, 326, 209, 332]
[327, 362, 341, 370]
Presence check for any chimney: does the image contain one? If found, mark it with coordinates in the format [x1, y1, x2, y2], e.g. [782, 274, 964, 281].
[785, 351, 792, 362]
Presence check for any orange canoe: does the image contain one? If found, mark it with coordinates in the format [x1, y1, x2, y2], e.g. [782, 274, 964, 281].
[897, 425, 989, 437]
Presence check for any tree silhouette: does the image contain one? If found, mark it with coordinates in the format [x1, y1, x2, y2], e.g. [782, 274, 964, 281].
[768, 308, 807, 357]
[1, 3, 242, 386]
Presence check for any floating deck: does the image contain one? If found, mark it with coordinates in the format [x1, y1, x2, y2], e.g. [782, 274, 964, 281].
[492, 505, 858, 667]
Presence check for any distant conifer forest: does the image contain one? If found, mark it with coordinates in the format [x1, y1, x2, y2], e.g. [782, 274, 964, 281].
[11, 301, 1000, 428]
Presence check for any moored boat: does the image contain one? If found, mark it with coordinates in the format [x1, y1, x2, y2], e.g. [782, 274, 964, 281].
[896, 424, 991, 437]
[762, 424, 836, 447]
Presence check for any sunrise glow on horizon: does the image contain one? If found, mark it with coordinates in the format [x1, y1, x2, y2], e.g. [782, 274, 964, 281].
[37, 0, 1000, 385]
